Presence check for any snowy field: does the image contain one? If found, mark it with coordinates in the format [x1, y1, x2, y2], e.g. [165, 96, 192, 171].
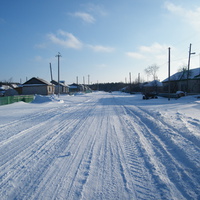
[0, 91, 200, 200]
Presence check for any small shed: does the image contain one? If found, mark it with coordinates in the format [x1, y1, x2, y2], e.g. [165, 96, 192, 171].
[143, 80, 163, 93]
[69, 83, 80, 93]
[22, 77, 54, 95]
[68, 83, 91, 94]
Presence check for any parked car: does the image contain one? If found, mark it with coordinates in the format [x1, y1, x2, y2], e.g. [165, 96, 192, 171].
[143, 92, 158, 100]
[0, 89, 5, 96]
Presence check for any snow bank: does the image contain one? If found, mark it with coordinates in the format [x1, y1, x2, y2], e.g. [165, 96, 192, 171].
[31, 95, 64, 104]
[73, 92, 85, 96]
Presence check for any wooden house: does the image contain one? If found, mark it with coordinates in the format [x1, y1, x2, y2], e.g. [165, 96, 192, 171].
[51, 80, 69, 94]
[142, 80, 163, 94]
[22, 77, 54, 95]
[162, 68, 200, 93]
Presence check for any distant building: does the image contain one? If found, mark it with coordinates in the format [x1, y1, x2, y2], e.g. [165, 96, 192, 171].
[68, 83, 92, 94]
[51, 80, 69, 94]
[69, 83, 81, 93]
[0, 86, 5, 96]
[0, 82, 21, 96]
[22, 77, 54, 95]
[142, 80, 163, 94]
[162, 68, 200, 93]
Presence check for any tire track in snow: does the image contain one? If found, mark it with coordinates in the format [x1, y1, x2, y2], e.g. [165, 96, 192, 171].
[55, 106, 100, 200]
[1, 92, 199, 199]
[0, 97, 96, 163]
[111, 101, 162, 200]
[140, 108, 200, 149]
[0, 97, 93, 142]
[0, 97, 99, 200]
[63, 97, 133, 200]
[0, 106, 61, 141]
[83, 100, 135, 200]
[119, 104, 200, 199]
[33, 95, 112, 200]
[0, 104, 79, 166]
[136, 106, 200, 171]
[26, 96, 100, 200]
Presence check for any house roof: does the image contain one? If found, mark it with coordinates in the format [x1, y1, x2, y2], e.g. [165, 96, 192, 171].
[23, 77, 51, 85]
[143, 80, 163, 87]
[163, 68, 200, 82]
[69, 83, 79, 87]
[51, 80, 68, 87]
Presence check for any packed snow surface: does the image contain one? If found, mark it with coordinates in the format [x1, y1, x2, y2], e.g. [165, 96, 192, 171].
[0, 92, 200, 200]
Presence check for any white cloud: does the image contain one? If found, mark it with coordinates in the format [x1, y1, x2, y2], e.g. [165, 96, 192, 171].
[164, 2, 200, 32]
[164, 2, 184, 14]
[126, 52, 144, 59]
[127, 43, 169, 60]
[126, 43, 169, 69]
[72, 12, 95, 23]
[34, 56, 43, 62]
[140, 43, 168, 54]
[88, 45, 115, 53]
[47, 30, 83, 49]
[85, 3, 107, 17]
[34, 43, 47, 49]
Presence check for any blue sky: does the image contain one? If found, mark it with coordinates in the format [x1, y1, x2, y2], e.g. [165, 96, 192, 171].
[1, 0, 200, 84]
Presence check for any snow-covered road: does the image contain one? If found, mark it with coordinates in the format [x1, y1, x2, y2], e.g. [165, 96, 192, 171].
[0, 92, 200, 200]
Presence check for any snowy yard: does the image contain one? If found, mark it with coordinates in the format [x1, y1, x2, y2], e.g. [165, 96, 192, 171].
[0, 92, 200, 200]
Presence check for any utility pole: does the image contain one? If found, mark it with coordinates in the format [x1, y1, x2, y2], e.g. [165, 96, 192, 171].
[138, 73, 140, 83]
[88, 75, 90, 85]
[187, 44, 195, 93]
[97, 80, 99, 91]
[49, 63, 54, 94]
[129, 72, 132, 93]
[168, 47, 171, 101]
[76, 76, 78, 85]
[199, 53, 200, 74]
[55, 52, 61, 97]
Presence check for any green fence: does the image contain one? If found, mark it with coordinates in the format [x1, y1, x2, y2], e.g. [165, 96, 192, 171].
[0, 95, 34, 106]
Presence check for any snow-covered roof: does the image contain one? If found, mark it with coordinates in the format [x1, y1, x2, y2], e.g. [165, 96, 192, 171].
[143, 80, 163, 87]
[23, 77, 51, 85]
[51, 80, 69, 87]
[163, 68, 200, 82]
[22, 84, 50, 87]
[0, 85, 11, 90]
[10, 84, 18, 88]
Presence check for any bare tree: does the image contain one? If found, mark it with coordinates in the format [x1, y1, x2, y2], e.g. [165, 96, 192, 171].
[177, 66, 192, 80]
[8, 77, 13, 83]
[144, 64, 159, 81]
[178, 66, 187, 72]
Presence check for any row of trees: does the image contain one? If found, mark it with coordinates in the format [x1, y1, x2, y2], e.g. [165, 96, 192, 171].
[89, 64, 160, 92]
